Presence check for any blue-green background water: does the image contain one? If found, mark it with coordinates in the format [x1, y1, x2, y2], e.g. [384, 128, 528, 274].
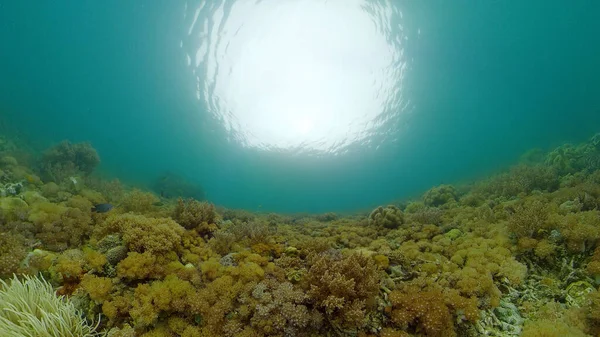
[1, 1, 599, 213]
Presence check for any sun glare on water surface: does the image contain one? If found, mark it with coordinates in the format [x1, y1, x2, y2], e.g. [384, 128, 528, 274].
[183, 0, 409, 154]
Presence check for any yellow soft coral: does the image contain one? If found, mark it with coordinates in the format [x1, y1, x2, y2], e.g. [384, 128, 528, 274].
[173, 198, 218, 235]
[120, 189, 160, 214]
[97, 213, 185, 255]
[389, 286, 478, 337]
[304, 252, 379, 329]
[80, 274, 112, 303]
[130, 275, 195, 328]
[83, 247, 107, 270]
[29, 198, 93, 252]
[117, 252, 158, 280]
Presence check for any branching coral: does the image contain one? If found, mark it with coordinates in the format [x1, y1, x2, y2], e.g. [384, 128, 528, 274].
[39, 140, 100, 183]
[249, 279, 317, 335]
[303, 252, 379, 330]
[173, 198, 218, 235]
[389, 286, 479, 337]
[4, 127, 600, 336]
[508, 198, 554, 240]
[558, 210, 600, 253]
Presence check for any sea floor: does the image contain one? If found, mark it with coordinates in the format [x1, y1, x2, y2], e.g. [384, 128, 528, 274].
[1, 132, 600, 337]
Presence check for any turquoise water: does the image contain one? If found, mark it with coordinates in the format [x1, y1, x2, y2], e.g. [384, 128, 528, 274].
[1, 0, 599, 213]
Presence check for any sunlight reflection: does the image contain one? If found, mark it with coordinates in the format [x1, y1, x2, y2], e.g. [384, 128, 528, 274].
[183, 0, 408, 154]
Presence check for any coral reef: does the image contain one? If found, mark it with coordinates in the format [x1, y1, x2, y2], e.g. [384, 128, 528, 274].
[2, 132, 600, 336]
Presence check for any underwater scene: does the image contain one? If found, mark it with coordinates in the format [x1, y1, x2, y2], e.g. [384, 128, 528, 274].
[1, 0, 600, 336]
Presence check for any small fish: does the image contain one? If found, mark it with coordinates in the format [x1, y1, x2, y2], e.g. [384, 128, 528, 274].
[92, 203, 113, 213]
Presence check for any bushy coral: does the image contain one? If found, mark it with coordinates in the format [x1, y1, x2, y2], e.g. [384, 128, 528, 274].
[117, 252, 158, 280]
[119, 189, 161, 214]
[423, 184, 458, 207]
[558, 210, 600, 253]
[3, 125, 600, 336]
[0, 196, 29, 222]
[475, 164, 559, 198]
[388, 286, 479, 337]
[28, 196, 94, 252]
[369, 205, 404, 229]
[404, 202, 444, 225]
[303, 252, 379, 330]
[39, 140, 100, 183]
[248, 279, 318, 335]
[508, 198, 554, 239]
[130, 275, 195, 327]
[545, 143, 588, 176]
[173, 198, 218, 235]
[95, 213, 185, 255]
[0, 232, 27, 278]
[81, 274, 113, 303]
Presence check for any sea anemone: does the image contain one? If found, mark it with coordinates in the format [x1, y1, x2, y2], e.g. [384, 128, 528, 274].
[0, 274, 101, 337]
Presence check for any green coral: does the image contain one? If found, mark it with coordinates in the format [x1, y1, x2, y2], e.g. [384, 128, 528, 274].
[423, 184, 458, 207]
[39, 140, 100, 183]
[96, 213, 185, 255]
[369, 205, 404, 229]
[173, 198, 218, 235]
[27, 196, 94, 252]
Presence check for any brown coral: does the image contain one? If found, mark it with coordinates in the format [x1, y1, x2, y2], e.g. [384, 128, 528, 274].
[0, 232, 27, 278]
[369, 205, 404, 229]
[173, 198, 218, 235]
[96, 213, 185, 255]
[389, 286, 479, 337]
[39, 140, 100, 183]
[303, 252, 379, 330]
